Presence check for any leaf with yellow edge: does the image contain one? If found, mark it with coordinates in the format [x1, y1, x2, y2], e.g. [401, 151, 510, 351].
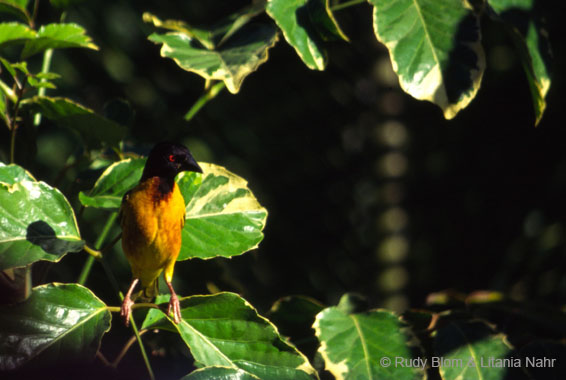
[178, 162, 267, 260]
[148, 22, 278, 94]
[488, 0, 551, 126]
[314, 304, 422, 380]
[0, 164, 84, 271]
[77, 158, 267, 260]
[369, 0, 485, 119]
[21, 23, 98, 58]
[142, 292, 318, 380]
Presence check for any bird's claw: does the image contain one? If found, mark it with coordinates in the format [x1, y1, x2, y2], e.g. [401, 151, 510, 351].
[121, 296, 134, 326]
[167, 293, 181, 324]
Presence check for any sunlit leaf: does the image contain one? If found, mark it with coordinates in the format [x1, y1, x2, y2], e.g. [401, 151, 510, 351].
[182, 366, 260, 380]
[266, 0, 323, 70]
[148, 22, 278, 94]
[145, 2, 267, 53]
[20, 96, 127, 149]
[21, 22, 98, 58]
[1, 0, 28, 8]
[179, 163, 267, 260]
[0, 283, 111, 370]
[369, 0, 485, 119]
[79, 158, 145, 209]
[0, 167, 84, 271]
[488, 0, 551, 126]
[0, 22, 35, 46]
[143, 12, 215, 50]
[27, 76, 56, 89]
[142, 292, 317, 380]
[314, 305, 422, 380]
[0, 162, 35, 183]
[78, 159, 266, 259]
[433, 321, 511, 380]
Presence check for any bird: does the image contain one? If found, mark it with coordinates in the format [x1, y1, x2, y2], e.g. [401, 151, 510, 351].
[119, 142, 202, 325]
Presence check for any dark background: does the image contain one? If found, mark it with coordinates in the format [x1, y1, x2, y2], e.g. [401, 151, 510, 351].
[3, 1, 565, 378]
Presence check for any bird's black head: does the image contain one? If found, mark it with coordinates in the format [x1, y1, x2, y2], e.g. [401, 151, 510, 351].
[141, 142, 202, 183]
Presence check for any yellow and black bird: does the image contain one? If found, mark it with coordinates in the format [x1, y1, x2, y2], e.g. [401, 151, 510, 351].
[120, 142, 202, 325]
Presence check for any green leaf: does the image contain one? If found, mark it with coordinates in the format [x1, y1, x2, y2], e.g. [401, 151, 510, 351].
[307, 0, 349, 42]
[266, 0, 325, 70]
[269, 296, 324, 358]
[0, 1, 31, 24]
[179, 162, 267, 260]
[213, 1, 269, 47]
[144, 12, 215, 50]
[144, 2, 267, 53]
[0, 162, 35, 183]
[35, 72, 61, 80]
[0, 22, 35, 46]
[79, 158, 146, 209]
[20, 96, 127, 149]
[314, 306, 422, 380]
[27, 75, 56, 89]
[0, 283, 111, 371]
[79, 159, 267, 259]
[369, 0, 485, 119]
[488, 0, 551, 126]
[148, 23, 278, 94]
[0, 168, 84, 271]
[269, 296, 324, 337]
[21, 23, 98, 58]
[142, 292, 317, 380]
[0, 57, 17, 79]
[1, 0, 28, 8]
[433, 321, 512, 380]
[182, 366, 260, 380]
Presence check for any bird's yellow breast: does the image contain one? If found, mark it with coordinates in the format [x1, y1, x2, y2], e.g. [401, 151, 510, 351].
[120, 177, 186, 287]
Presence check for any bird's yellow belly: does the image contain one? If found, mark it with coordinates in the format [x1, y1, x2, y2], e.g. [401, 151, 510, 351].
[121, 180, 185, 288]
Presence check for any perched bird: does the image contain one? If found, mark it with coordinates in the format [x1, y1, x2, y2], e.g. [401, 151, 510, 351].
[120, 142, 202, 325]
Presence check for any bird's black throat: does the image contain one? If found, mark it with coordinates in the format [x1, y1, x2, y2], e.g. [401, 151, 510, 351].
[154, 176, 175, 197]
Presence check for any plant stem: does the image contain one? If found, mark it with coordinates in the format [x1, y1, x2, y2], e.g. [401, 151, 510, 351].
[78, 212, 118, 285]
[0, 79, 16, 103]
[9, 89, 23, 163]
[331, 0, 366, 12]
[112, 329, 149, 368]
[86, 217, 155, 379]
[129, 313, 155, 379]
[106, 303, 160, 313]
[10, 126, 17, 163]
[184, 81, 225, 122]
[33, 48, 53, 127]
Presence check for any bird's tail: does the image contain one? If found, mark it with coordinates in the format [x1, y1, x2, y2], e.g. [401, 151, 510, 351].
[138, 278, 159, 302]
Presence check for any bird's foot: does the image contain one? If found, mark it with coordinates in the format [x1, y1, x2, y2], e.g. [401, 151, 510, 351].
[121, 296, 134, 327]
[167, 292, 181, 324]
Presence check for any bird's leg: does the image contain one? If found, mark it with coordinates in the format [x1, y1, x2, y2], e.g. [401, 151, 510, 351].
[121, 278, 139, 327]
[166, 281, 181, 324]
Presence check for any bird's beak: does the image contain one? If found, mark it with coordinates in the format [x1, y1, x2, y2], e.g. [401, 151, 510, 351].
[182, 155, 203, 173]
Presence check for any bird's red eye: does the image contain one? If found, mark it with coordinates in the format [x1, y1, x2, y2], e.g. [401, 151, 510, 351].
[168, 154, 175, 162]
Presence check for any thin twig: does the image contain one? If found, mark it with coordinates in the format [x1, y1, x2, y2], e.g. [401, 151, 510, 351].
[96, 351, 112, 367]
[112, 329, 149, 368]
[331, 0, 366, 12]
